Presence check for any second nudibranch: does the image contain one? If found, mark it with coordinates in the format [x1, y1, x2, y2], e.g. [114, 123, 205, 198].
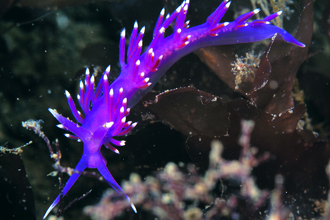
[44, 0, 305, 218]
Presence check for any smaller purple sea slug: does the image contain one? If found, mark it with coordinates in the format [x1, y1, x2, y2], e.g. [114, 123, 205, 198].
[44, 0, 305, 218]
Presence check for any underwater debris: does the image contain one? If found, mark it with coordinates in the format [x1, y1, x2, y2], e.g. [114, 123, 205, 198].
[231, 52, 261, 90]
[0, 140, 32, 154]
[22, 119, 56, 158]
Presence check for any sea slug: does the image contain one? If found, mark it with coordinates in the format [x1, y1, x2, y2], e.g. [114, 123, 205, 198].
[44, 0, 305, 218]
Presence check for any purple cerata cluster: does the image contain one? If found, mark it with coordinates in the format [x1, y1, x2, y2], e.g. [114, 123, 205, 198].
[44, 0, 305, 218]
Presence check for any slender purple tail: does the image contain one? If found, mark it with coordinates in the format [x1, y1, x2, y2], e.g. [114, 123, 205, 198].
[43, 155, 136, 219]
[97, 160, 137, 212]
[43, 158, 87, 219]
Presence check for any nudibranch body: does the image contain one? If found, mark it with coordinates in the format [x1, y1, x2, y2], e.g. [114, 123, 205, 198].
[44, 0, 304, 218]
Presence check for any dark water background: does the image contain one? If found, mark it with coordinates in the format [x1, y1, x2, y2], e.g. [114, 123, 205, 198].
[0, 0, 330, 219]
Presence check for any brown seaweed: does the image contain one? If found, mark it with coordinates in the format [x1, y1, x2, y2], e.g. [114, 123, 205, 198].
[247, 0, 313, 114]
[142, 87, 229, 137]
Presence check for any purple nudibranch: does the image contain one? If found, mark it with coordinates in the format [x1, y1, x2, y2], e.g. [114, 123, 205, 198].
[44, 0, 304, 218]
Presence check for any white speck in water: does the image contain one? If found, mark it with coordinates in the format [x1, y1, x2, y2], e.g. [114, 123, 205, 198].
[56, 13, 70, 29]
[269, 80, 278, 90]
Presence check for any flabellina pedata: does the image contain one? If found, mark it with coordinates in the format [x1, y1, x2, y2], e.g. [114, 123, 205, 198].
[44, 0, 305, 218]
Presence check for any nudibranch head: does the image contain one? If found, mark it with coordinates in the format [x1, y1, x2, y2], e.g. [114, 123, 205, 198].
[45, 66, 137, 219]
[50, 66, 137, 154]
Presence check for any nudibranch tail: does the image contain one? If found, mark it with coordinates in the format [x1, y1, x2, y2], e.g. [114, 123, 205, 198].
[97, 159, 137, 213]
[45, 0, 305, 218]
[43, 152, 136, 219]
[43, 157, 87, 219]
